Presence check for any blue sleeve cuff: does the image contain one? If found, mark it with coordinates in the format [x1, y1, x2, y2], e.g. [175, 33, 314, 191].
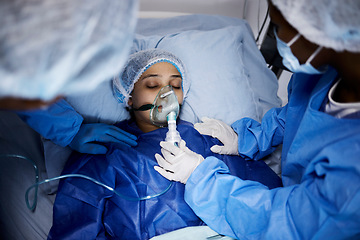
[17, 99, 83, 147]
[187, 156, 230, 186]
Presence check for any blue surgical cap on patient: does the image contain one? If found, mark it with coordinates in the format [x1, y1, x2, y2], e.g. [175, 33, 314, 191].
[113, 49, 189, 106]
[271, 0, 360, 53]
[0, 0, 138, 100]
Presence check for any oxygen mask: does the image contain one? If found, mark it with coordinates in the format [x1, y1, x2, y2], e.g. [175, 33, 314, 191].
[150, 85, 180, 127]
[150, 85, 181, 145]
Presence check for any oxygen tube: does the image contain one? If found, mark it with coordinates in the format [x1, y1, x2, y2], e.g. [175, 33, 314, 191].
[0, 152, 173, 211]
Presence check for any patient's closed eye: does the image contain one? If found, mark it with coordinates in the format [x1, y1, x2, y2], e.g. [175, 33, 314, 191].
[170, 78, 182, 89]
[147, 84, 158, 89]
[144, 78, 160, 89]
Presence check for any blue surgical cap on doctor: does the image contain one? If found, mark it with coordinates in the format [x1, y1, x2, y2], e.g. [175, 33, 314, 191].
[113, 49, 190, 107]
[0, 0, 138, 100]
[271, 0, 360, 53]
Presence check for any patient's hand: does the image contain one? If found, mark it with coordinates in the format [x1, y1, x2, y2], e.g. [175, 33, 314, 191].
[154, 140, 204, 184]
[69, 123, 137, 154]
[194, 117, 239, 155]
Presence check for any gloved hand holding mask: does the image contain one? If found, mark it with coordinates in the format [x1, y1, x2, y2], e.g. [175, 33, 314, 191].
[194, 117, 239, 155]
[154, 140, 204, 184]
[69, 123, 137, 154]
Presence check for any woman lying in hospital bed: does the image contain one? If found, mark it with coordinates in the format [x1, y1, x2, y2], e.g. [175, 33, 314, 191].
[2, 14, 282, 239]
[47, 49, 281, 239]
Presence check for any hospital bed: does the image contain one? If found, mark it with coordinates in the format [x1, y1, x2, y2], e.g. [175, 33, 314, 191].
[0, 1, 289, 239]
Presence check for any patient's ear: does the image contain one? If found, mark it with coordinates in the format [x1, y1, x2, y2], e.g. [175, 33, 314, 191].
[128, 97, 133, 107]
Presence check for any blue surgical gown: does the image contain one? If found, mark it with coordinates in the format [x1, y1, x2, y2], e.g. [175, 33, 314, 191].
[48, 120, 281, 240]
[185, 68, 360, 239]
[17, 99, 83, 147]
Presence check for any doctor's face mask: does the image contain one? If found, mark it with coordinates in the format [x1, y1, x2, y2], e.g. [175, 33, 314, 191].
[274, 30, 325, 74]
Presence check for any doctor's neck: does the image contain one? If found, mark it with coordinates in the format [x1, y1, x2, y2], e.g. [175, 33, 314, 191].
[329, 50, 360, 103]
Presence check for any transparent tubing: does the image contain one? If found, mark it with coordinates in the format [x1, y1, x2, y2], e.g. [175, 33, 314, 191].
[165, 111, 181, 146]
[0, 154, 173, 211]
[0, 154, 39, 211]
[26, 174, 173, 202]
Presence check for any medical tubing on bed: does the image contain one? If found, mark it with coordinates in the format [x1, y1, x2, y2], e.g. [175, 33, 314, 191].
[0, 154, 39, 211]
[1, 154, 173, 211]
[25, 174, 174, 203]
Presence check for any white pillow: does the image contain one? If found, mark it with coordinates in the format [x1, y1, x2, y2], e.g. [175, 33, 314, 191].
[66, 80, 129, 124]
[133, 19, 280, 125]
[152, 26, 280, 124]
[67, 14, 281, 125]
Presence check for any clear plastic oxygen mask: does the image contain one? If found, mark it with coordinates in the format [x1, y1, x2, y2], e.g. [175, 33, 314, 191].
[150, 85, 181, 145]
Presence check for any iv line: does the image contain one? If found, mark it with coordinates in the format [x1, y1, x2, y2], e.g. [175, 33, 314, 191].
[0, 154, 173, 211]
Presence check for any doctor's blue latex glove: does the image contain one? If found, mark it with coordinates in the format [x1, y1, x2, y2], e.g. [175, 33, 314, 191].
[69, 123, 137, 154]
[154, 140, 204, 184]
[194, 117, 239, 155]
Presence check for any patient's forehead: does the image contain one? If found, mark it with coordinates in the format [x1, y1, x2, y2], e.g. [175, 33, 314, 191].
[137, 62, 182, 85]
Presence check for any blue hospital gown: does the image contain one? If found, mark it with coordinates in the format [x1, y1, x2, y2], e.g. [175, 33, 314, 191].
[48, 120, 281, 240]
[185, 68, 360, 239]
